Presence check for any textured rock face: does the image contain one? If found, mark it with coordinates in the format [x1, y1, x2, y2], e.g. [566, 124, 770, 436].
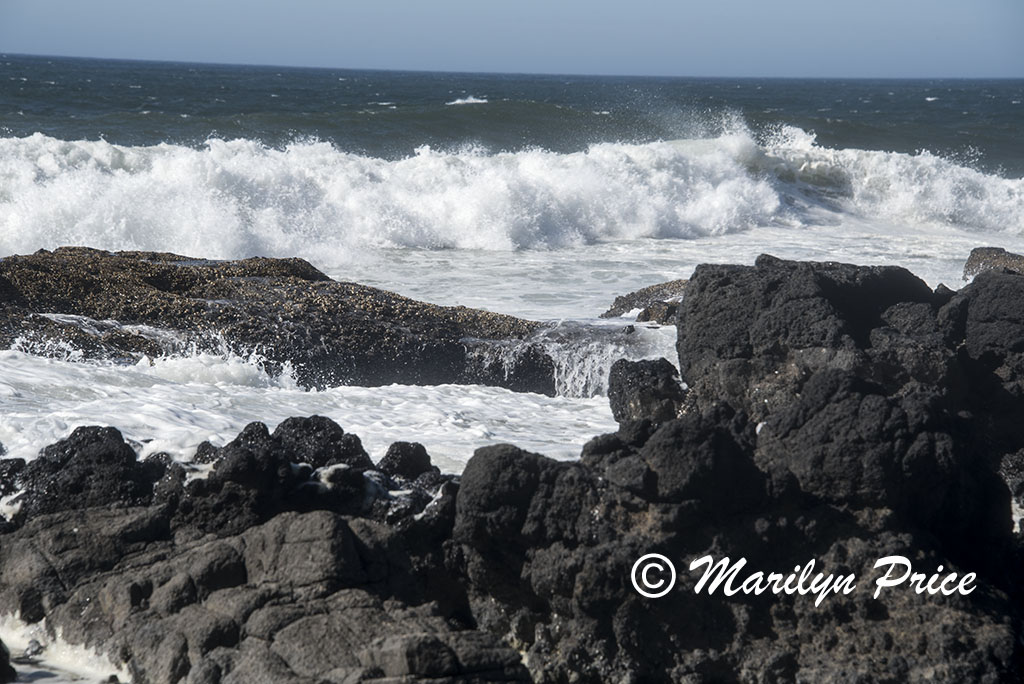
[2, 253, 1023, 683]
[600, 278, 688, 321]
[0, 247, 555, 394]
[447, 256, 1023, 682]
[14, 426, 165, 521]
[963, 246, 1024, 279]
[676, 254, 945, 422]
[607, 357, 686, 424]
[0, 417, 527, 683]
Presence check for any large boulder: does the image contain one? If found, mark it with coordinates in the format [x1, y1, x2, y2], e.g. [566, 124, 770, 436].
[677, 254, 947, 421]
[446, 254, 1023, 682]
[607, 357, 686, 424]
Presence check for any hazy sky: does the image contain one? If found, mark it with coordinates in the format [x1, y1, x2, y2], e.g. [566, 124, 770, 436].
[1, 0, 1021, 77]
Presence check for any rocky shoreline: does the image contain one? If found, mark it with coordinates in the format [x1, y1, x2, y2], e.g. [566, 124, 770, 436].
[2, 249, 1024, 682]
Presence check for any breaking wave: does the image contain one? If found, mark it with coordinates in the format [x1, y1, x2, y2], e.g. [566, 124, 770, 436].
[1, 127, 1021, 262]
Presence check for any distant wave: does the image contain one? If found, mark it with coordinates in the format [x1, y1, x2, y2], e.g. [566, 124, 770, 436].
[1, 128, 1021, 261]
[445, 96, 488, 105]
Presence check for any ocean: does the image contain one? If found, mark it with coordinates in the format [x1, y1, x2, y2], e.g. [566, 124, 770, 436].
[2, 53, 1024, 474]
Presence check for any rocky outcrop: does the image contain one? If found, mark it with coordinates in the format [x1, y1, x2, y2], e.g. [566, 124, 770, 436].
[0, 416, 526, 683]
[600, 278, 687, 322]
[448, 255, 1023, 681]
[676, 254, 945, 422]
[0, 247, 555, 394]
[963, 246, 1024, 280]
[1, 252, 1023, 683]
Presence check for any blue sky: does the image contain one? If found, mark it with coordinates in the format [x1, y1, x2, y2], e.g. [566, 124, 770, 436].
[1, 0, 1021, 77]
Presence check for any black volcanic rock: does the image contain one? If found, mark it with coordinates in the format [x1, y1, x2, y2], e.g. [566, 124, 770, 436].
[12, 426, 164, 522]
[0, 418, 526, 683]
[3, 253, 1024, 683]
[0, 247, 556, 394]
[271, 415, 372, 470]
[607, 357, 686, 424]
[957, 269, 1024, 398]
[446, 254, 1022, 681]
[0, 639, 13, 684]
[677, 254, 943, 421]
[163, 418, 400, 536]
[378, 441, 436, 481]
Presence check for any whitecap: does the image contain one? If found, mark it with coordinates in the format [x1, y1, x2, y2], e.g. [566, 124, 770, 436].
[445, 96, 488, 105]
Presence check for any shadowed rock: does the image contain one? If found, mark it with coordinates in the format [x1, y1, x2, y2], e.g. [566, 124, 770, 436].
[10, 426, 165, 523]
[0, 416, 524, 683]
[676, 254, 942, 422]
[0, 640, 13, 684]
[607, 357, 686, 424]
[378, 442, 436, 481]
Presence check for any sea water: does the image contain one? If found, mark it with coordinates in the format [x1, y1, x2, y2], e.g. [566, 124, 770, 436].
[1, 54, 1023, 470]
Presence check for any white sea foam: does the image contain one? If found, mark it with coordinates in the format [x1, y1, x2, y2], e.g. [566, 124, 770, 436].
[0, 613, 129, 683]
[0, 129, 1020, 265]
[445, 96, 488, 105]
[757, 125, 1024, 235]
[0, 348, 616, 473]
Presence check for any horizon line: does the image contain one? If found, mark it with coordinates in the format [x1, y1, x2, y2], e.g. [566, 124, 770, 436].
[5, 50, 1023, 82]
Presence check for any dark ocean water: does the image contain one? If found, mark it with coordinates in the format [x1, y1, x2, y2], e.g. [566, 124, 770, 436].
[3, 54, 1022, 175]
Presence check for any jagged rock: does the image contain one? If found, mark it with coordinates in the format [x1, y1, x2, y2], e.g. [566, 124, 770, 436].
[449, 254, 1022, 682]
[956, 269, 1024, 397]
[600, 278, 687, 319]
[0, 247, 556, 394]
[271, 416, 372, 470]
[677, 254, 942, 422]
[1002, 450, 1024, 507]
[4, 254, 1024, 683]
[607, 357, 686, 424]
[0, 427, 526, 683]
[963, 246, 1024, 279]
[11, 426, 164, 522]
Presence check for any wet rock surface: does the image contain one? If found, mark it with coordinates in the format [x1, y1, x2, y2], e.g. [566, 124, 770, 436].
[599, 278, 687, 321]
[1, 252, 1023, 683]
[963, 246, 1024, 279]
[0, 247, 556, 394]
